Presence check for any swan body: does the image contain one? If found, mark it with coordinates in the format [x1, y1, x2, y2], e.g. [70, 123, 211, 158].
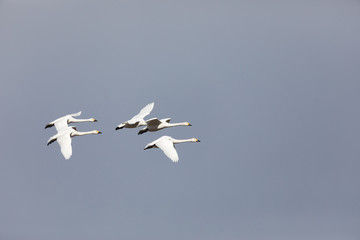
[45, 111, 97, 132]
[138, 118, 191, 135]
[144, 136, 200, 162]
[115, 102, 154, 130]
[47, 126, 102, 160]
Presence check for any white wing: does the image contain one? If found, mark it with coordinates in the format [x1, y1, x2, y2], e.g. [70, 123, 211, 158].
[129, 102, 154, 123]
[156, 138, 179, 162]
[57, 132, 72, 160]
[54, 118, 69, 132]
[51, 111, 81, 132]
[160, 118, 171, 123]
[70, 111, 82, 117]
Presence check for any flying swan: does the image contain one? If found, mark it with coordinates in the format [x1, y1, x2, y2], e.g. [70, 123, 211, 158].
[138, 118, 191, 135]
[47, 126, 102, 160]
[144, 135, 200, 162]
[115, 102, 154, 130]
[45, 111, 97, 132]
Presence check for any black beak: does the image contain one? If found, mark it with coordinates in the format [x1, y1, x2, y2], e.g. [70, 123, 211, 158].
[94, 119, 98, 122]
[189, 123, 192, 126]
[98, 131, 102, 134]
[196, 139, 200, 142]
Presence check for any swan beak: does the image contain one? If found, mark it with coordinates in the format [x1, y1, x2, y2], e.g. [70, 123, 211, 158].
[97, 131, 102, 134]
[93, 119, 98, 122]
[188, 123, 192, 126]
[195, 139, 200, 142]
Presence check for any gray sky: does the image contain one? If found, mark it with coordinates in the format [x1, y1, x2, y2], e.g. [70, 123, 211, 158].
[1, 0, 360, 239]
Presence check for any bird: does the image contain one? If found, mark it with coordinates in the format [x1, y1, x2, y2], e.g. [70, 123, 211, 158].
[138, 118, 191, 135]
[115, 102, 154, 130]
[45, 111, 97, 132]
[47, 126, 102, 160]
[144, 136, 200, 162]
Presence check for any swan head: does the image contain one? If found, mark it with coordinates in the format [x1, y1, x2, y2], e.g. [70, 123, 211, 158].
[193, 138, 200, 142]
[96, 130, 102, 134]
[186, 122, 192, 126]
[92, 118, 97, 122]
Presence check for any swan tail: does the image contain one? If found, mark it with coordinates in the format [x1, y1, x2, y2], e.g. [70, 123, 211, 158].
[47, 136, 57, 145]
[144, 143, 155, 150]
[45, 123, 54, 129]
[115, 123, 125, 130]
[138, 128, 148, 135]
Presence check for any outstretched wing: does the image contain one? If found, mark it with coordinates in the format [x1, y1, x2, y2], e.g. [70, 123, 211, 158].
[54, 118, 69, 132]
[70, 111, 82, 117]
[156, 138, 179, 162]
[160, 118, 171, 123]
[57, 133, 73, 160]
[145, 118, 162, 127]
[50, 111, 80, 132]
[130, 102, 154, 121]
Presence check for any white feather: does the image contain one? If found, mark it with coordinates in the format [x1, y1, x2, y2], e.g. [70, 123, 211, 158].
[144, 136, 200, 162]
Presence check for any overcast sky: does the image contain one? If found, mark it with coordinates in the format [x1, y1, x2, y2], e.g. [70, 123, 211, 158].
[1, 0, 360, 239]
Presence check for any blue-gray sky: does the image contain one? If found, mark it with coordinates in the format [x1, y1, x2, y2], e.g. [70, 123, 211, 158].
[1, 0, 360, 239]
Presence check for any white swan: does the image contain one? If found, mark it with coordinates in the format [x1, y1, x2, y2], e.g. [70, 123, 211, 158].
[138, 118, 191, 135]
[144, 136, 200, 162]
[115, 102, 154, 130]
[47, 126, 102, 160]
[45, 111, 97, 132]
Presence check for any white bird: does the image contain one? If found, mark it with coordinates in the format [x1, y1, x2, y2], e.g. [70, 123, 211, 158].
[144, 136, 200, 162]
[45, 111, 97, 132]
[115, 102, 154, 130]
[138, 118, 191, 135]
[47, 126, 102, 160]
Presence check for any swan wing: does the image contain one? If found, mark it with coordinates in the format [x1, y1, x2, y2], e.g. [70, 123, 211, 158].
[54, 118, 69, 132]
[130, 102, 154, 121]
[70, 111, 82, 117]
[160, 118, 171, 123]
[57, 132, 72, 160]
[145, 118, 162, 127]
[156, 138, 179, 162]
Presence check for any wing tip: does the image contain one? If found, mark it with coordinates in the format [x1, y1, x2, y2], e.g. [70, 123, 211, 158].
[171, 157, 179, 163]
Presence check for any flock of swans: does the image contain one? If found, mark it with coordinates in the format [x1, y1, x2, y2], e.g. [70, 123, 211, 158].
[45, 103, 200, 162]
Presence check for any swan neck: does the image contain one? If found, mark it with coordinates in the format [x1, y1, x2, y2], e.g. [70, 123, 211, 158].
[168, 122, 188, 127]
[173, 138, 194, 144]
[73, 130, 98, 136]
[72, 118, 93, 123]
